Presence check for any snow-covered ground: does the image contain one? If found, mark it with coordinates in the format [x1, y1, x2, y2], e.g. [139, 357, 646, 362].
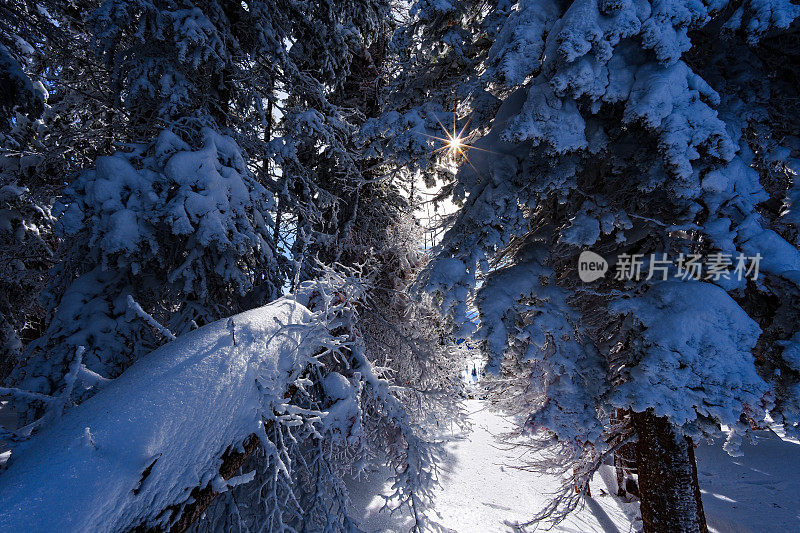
[3, 338, 798, 532]
[352, 397, 800, 532]
[352, 399, 639, 533]
[697, 429, 800, 533]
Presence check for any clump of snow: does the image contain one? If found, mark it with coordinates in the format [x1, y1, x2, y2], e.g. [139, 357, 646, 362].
[611, 281, 770, 451]
[487, 0, 560, 85]
[321, 371, 361, 443]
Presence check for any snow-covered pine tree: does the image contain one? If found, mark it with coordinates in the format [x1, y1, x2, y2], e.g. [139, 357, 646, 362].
[7, 0, 399, 411]
[0, 0, 111, 380]
[308, 6, 464, 413]
[361, 0, 505, 216]
[1, 1, 53, 378]
[4, 1, 293, 421]
[381, 0, 800, 530]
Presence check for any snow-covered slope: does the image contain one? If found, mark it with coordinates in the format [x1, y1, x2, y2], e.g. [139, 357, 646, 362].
[0, 297, 321, 532]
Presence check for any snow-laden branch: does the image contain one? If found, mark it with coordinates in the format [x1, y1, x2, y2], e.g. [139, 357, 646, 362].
[127, 295, 177, 341]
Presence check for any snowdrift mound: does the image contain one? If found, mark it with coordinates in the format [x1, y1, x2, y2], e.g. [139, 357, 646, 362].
[0, 297, 327, 531]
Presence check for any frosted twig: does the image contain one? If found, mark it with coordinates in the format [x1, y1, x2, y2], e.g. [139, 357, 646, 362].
[127, 295, 176, 341]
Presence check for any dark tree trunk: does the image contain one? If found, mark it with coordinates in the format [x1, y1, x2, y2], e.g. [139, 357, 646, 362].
[632, 410, 708, 533]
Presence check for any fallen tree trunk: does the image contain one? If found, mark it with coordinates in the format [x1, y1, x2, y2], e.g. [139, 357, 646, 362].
[163, 433, 261, 533]
[0, 298, 326, 532]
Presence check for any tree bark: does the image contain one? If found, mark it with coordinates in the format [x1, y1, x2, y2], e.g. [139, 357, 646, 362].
[168, 432, 261, 533]
[632, 410, 708, 533]
[131, 432, 262, 533]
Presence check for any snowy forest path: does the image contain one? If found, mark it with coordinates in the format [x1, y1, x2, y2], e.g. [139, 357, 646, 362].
[353, 399, 638, 532]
